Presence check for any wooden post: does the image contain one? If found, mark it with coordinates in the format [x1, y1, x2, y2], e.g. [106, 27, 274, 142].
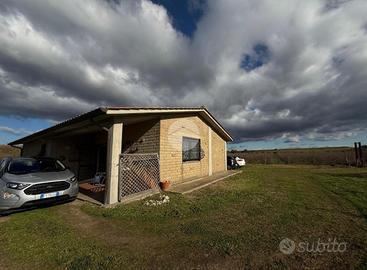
[224, 140, 227, 172]
[208, 126, 212, 175]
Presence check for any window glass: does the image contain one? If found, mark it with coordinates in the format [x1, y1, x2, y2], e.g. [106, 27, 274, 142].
[182, 137, 200, 161]
[8, 159, 40, 175]
[7, 158, 66, 175]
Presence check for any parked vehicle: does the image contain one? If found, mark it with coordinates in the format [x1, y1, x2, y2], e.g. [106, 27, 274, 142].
[0, 157, 78, 214]
[235, 157, 246, 166]
[227, 156, 240, 170]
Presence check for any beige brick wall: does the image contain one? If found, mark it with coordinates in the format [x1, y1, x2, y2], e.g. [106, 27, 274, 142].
[211, 131, 226, 173]
[159, 114, 226, 183]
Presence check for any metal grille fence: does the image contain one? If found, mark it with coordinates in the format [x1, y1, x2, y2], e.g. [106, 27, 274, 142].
[119, 153, 161, 200]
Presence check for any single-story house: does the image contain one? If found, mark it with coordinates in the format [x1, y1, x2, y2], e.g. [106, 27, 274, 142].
[9, 107, 233, 205]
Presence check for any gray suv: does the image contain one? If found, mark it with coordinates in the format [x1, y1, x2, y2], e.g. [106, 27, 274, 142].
[0, 157, 78, 214]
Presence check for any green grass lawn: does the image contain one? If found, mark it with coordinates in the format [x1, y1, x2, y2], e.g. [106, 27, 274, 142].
[1, 165, 367, 269]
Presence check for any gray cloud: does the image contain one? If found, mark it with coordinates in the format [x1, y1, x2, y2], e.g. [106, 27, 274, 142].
[0, 0, 366, 143]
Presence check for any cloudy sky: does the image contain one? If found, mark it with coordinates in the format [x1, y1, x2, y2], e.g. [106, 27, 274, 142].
[0, 0, 366, 150]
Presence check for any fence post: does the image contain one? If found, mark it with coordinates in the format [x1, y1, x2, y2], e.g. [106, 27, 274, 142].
[354, 142, 359, 167]
[358, 142, 364, 167]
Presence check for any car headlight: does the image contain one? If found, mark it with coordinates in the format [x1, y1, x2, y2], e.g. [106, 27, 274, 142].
[6, 182, 30, 190]
[69, 176, 77, 183]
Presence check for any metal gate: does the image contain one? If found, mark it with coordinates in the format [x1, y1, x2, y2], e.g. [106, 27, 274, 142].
[119, 153, 161, 201]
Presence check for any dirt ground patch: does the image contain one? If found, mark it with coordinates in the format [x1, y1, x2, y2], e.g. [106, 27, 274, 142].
[58, 201, 161, 248]
[0, 255, 11, 270]
[0, 216, 10, 223]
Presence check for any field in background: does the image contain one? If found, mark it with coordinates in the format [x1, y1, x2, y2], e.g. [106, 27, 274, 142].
[230, 147, 367, 166]
[0, 145, 20, 159]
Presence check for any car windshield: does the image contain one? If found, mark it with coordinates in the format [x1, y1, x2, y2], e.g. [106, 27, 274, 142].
[7, 158, 66, 175]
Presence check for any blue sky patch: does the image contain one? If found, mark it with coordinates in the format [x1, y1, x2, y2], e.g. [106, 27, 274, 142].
[240, 43, 271, 71]
[150, 0, 205, 37]
[0, 116, 51, 144]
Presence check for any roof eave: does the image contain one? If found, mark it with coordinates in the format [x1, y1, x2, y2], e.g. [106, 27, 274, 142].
[8, 107, 233, 145]
[105, 107, 233, 141]
[8, 107, 106, 145]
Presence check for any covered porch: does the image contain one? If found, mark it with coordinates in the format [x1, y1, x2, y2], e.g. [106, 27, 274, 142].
[20, 112, 161, 205]
[68, 115, 161, 205]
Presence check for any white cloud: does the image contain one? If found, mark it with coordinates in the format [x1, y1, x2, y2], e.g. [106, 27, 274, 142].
[281, 133, 300, 143]
[0, 0, 366, 143]
[0, 125, 31, 135]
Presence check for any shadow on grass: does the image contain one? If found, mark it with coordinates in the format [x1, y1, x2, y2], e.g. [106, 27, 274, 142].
[0, 198, 76, 216]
